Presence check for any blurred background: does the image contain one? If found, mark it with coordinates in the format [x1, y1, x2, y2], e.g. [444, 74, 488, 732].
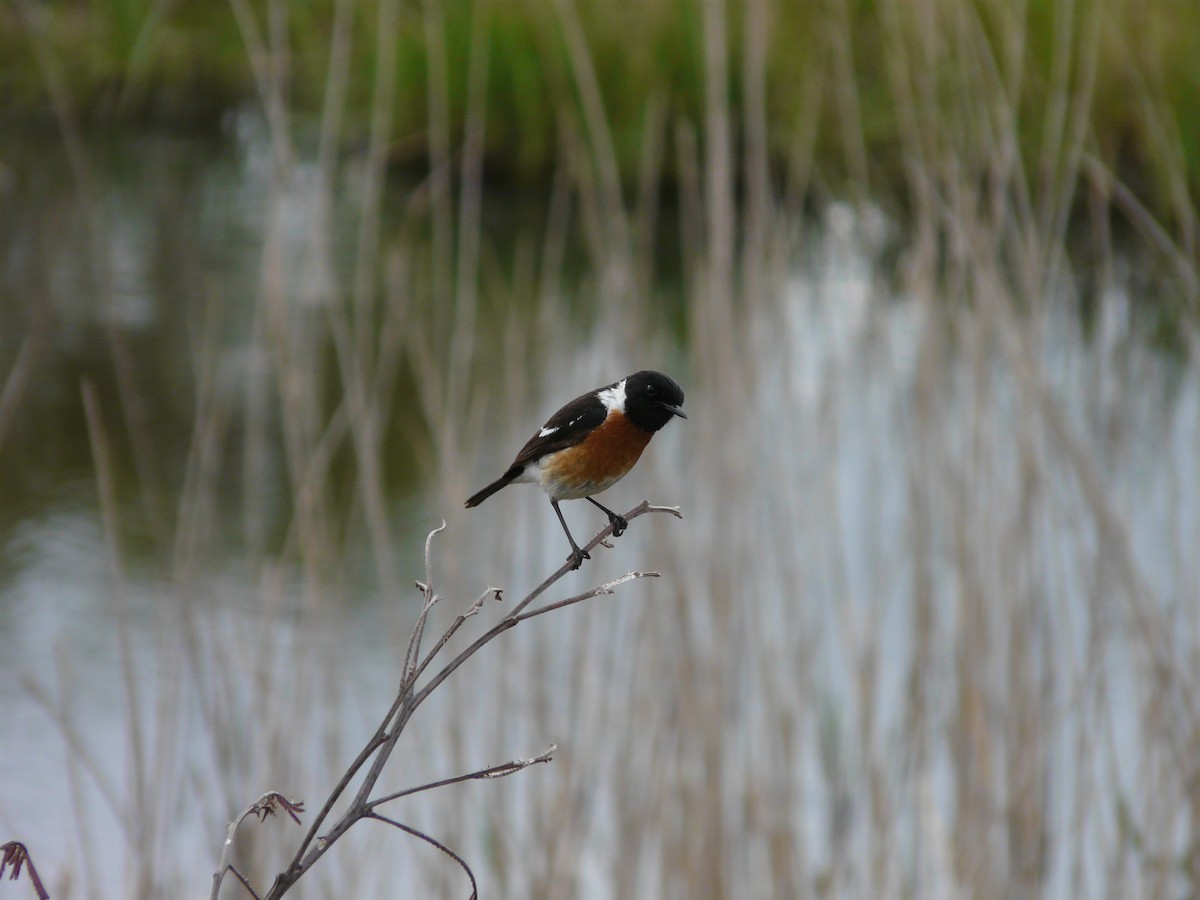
[2, 0, 1199, 896]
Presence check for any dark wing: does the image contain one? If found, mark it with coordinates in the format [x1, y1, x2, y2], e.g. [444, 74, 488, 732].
[466, 388, 609, 508]
[507, 392, 607, 472]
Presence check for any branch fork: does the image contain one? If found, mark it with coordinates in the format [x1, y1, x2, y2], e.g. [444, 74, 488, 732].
[210, 500, 680, 899]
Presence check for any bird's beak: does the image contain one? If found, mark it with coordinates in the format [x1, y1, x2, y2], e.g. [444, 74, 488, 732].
[662, 403, 687, 420]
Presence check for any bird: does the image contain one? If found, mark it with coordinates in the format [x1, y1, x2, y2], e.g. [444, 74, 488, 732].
[465, 370, 686, 569]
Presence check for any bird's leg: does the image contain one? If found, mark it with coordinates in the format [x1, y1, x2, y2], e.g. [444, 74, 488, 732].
[552, 499, 589, 570]
[586, 497, 627, 537]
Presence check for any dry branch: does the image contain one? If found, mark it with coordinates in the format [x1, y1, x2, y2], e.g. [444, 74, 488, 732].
[1, 842, 50, 900]
[207, 500, 679, 899]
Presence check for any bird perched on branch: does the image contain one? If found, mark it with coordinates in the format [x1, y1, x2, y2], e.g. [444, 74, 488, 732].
[465, 370, 686, 569]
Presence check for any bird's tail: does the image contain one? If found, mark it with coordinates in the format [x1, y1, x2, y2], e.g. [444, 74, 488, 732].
[464, 469, 519, 508]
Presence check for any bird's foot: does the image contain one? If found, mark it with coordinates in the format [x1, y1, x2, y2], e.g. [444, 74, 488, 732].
[609, 514, 628, 537]
[568, 546, 590, 570]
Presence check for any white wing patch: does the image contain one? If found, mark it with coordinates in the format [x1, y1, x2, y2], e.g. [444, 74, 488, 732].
[538, 425, 559, 437]
[597, 379, 627, 414]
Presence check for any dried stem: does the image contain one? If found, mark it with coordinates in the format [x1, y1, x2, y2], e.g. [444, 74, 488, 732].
[368, 745, 557, 809]
[366, 813, 478, 900]
[211, 793, 304, 900]
[1, 842, 50, 900]
[402, 521, 449, 679]
[206, 500, 681, 899]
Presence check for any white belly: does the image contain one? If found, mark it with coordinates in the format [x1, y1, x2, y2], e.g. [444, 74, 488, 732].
[522, 459, 629, 501]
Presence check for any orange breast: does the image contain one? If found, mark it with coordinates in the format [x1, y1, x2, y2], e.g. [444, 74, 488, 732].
[539, 410, 653, 500]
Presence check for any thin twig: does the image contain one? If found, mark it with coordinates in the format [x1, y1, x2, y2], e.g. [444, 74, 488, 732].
[282, 526, 452, 866]
[513, 572, 660, 623]
[211, 793, 305, 900]
[366, 813, 478, 900]
[409, 505, 679, 714]
[403, 521, 448, 679]
[369, 745, 556, 809]
[1, 842, 50, 900]
[506, 501, 680, 621]
[406, 586, 501, 690]
[282, 730, 388, 872]
[405, 503, 680, 722]
[226, 865, 262, 899]
[259, 501, 680, 898]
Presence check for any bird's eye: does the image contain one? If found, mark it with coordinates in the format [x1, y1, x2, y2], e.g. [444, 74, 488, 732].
[646, 384, 657, 395]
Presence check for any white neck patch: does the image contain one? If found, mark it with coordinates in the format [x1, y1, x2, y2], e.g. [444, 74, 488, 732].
[597, 379, 627, 414]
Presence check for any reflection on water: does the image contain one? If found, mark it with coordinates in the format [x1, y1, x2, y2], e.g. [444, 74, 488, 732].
[2, 121, 1198, 897]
